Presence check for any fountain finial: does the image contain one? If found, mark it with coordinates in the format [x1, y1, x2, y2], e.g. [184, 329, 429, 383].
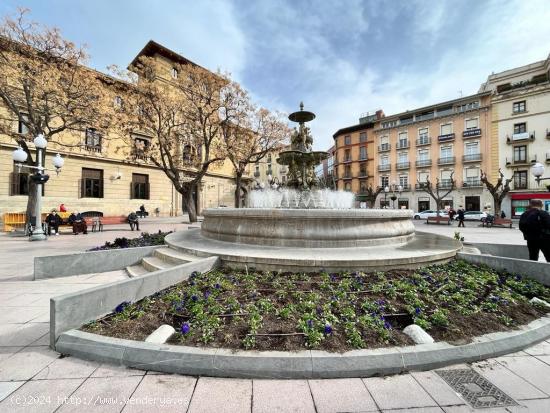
[299, 101, 304, 111]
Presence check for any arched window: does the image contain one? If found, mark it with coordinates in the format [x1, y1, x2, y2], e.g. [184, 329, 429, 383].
[171, 67, 178, 79]
[114, 96, 123, 108]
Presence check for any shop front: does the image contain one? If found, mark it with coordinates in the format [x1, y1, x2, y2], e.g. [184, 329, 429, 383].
[510, 192, 550, 217]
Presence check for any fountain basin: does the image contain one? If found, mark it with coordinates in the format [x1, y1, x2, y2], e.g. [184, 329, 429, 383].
[201, 208, 415, 248]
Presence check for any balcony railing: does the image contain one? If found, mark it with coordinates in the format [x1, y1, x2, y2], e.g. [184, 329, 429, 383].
[343, 174, 353, 180]
[462, 153, 482, 162]
[378, 144, 391, 152]
[396, 161, 410, 170]
[358, 172, 368, 178]
[343, 157, 352, 163]
[514, 181, 528, 190]
[415, 182, 427, 190]
[438, 133, 455, 142]
[416, 136, 431, 146]
[359, 155, 368, 160]
[439, 180, 454, 189]
[505, 157, 529, 166]
[378, 164, 391, 172]
[463, 179, 483, 188]
[396, 141, 410, 149]
[508, 131, 535, 143]
[415, 159, 432, 167]
[463, 128, 482, 138]
[438, 156, 456, 165]
[400, 184, 411, 191]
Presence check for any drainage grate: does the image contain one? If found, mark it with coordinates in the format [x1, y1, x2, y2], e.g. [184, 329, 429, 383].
[436, 368, 517, 409]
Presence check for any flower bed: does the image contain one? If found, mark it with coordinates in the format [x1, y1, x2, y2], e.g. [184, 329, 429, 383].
[82, 260, 550, 352]
[88, 231, 171, 251]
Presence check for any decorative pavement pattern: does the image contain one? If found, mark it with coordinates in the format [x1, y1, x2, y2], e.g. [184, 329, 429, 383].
[1, 219, 550, 412]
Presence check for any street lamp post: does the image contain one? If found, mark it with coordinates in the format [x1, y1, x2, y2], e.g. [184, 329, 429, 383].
[386, 182, 404, 209]
[12, 134, 65, 241]
[531, 162, 550, 190]
[384, 185, 389, 209]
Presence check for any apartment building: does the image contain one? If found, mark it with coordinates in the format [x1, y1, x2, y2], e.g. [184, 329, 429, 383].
[332, 111, 383, 204]
[0, 40, 240, 217]
[252, 146, 289, 187]
[371, 94, 493, 212]
[479, 53, 550, 216]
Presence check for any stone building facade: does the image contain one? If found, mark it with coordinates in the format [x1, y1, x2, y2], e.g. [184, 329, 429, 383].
[0, 40, 241, 219]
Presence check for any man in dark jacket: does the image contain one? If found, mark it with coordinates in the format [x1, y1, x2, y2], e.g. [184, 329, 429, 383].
[457, 206, 465, 227]
[45, 210, 62, 236]
[128, 212, 140, 231]
[519, 199, 550, 261]
[69, 212, 87, 235]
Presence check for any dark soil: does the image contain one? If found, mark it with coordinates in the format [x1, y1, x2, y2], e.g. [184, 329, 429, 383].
[82, 260, 550, 352]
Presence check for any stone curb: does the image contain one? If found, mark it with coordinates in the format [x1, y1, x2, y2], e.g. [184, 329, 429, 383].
[55, 316, 550, 379]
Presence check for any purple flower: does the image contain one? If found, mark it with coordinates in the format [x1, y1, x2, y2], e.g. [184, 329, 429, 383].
[307, 319, 313, 328]
[191, 295, 198, 302]
[324, 324, 333, 335]
[180, 322, 190, 334]
[384, 321, 392, 330]
[204, 291, 211, 299]
[415, 307, 422, 315]
[115, 301, 130, 313]
[214, 283, 221, 289]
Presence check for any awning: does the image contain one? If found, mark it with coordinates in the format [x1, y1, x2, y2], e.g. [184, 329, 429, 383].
[511, 192, 550, 200]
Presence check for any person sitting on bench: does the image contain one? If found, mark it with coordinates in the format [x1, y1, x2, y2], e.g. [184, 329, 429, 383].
[128, 211, 140, 231]
[69, 211, 87, 235]
[46, 210, 62, 236]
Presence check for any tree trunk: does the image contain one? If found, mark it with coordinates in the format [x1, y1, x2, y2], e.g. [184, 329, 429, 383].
[234, 173, 243, 208]
[493, 195, 502, 215]
[182, 189, 197, 223]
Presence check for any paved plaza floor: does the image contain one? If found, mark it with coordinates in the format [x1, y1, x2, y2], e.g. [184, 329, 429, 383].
[0, 217, 549, 412]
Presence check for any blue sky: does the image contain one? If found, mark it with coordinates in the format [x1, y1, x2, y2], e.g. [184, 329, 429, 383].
[2, 0, 550, 149]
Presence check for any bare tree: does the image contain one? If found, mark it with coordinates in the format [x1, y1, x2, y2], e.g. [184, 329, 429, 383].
[417, 172, 456, 216]
[480, 169, 512, 215]
[0, 9, 117, 223]
[363, 185, 383, 208]
[220, 85, 289, 207]
[121, 57, 231, 222]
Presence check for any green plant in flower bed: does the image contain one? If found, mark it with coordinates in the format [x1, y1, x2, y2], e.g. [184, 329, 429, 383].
[87, 230, 172, 251]
[82, 260, 550, 352]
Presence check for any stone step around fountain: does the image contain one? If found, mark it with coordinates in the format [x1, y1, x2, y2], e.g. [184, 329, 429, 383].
[153, 247, 201, 265]
[126, 264, 149, 278]
[125, 246, 202, 277]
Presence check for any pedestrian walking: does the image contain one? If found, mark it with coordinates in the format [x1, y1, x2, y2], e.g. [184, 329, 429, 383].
[457, 206, 465, 227]
[519, 199, 550, 262]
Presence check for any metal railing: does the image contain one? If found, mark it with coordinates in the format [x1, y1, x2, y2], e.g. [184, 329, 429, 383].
[463, 128, 482, 138]
[378, 144, 391, 152]
[438, 133, 455, 142]
[462, 153, 482, 162]
[396, 141, 410, 149]
[415, 159, 432, 167]
[438, 156, 456, 165]
[416, 137, 431, 146]
[378, 164, 391, 171]
[396, 161, 410, 170]
[463, 179, 482, 187]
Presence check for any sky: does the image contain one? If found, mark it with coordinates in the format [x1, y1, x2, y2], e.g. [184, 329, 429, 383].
[2, 0, 550, 150]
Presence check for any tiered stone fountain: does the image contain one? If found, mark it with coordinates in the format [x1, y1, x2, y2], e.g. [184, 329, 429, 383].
[166, 103, 460, 271]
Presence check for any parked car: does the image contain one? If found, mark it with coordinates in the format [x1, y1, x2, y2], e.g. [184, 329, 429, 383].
[413, 210, 447, 220]
[455, 211, 487, 221]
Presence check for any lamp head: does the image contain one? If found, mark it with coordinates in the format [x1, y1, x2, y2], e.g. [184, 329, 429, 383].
[12, 146, 28, 163]
[52, 153, 64, 169]
[384, 186, 389, 193]
[531, 162, 545, 179]
[34, 134, 47, 149]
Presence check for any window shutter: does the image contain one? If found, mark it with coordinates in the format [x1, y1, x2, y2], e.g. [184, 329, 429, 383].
[10, 173, 18, 196]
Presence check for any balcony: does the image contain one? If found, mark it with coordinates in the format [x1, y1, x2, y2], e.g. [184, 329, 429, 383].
[378, 144, 391, 152]
[342, 157, 353, 163]
[254, 171, 260, 177]
[416, 137, 431, 146]
[462, 179, 483, 188]
[359, 155, 368, 161]
[439, 180, 454, 189]
[463, 128, 482, 139]
[378, 164, 391, 172]
[507, 131, 535, 144]
[396, 141, 410, 150]
[505, 157, 530, 167]
[514, 181, 528, 190]
[358, 172, 368, 178]
[415, 159, 432, 168]
[400, 184, 411, 191]
[438, 133, 455, 142]
[438, 156, 456, 165]
[462, 153, 482, 163]
[343, 174, 353, 180]
[396, 161, 410, 170]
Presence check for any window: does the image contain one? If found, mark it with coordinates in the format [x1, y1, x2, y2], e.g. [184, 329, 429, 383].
[182, 144, 196, 163]
[344, 149, 351, 162]
[344, 165, 351, 178]
[419, 128, 428, 139]
[17, 113, 29, 135]
[359, 163, 367, 176]
[171, 67, 178, 79]
[465, 167, 480, 186]
[512, 199, 529, 217]
[418, 149, 429, 160]
[380, 136, 390, 151]
[344, 182, 352, 191]
[131, 173, 149, 199]
[465, 141, 479, 155]
[380, 154, 389, 165]
[440, 123, 453, 135]
[514, 123, 526, 134]
[398, 152, 408, 162]
[114, 96, 123, 108]
[398, 132, 408, 146]
[513, 101, 526, 113]
[514, 145, 527, 163]
[359, 132, 367, 143]
[382, 120, 397, 128]
[418, 172, 429, 183]
[359, 146, 367, 160]
[514, 170, 528, 189]
[381, 176, 389, 188]
[465, 118, 478, 130]
[344, 135, 351, 145]
[133, 135, 151, 160]
[441, 146, 453, 158]
[441, 170, 453, 187]
[81, 168, 103, 198]
[399, 175, 408, 187]
[10, 165, 29, 196]
[359, 180, 368, 192]
[85, 128, 102, 152]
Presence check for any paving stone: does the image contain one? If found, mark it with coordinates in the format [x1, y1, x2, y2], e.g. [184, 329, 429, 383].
[383, 408, 443, 413]
[33, 356, 99, 380]
[364, 375, 438, 410]
[90, 363, 146, 378]
[309, 378, 379, 412]
[472, 360, 548, 400]
[29, 312, 50, 323]
[442, 406, 510, 413]
[0, 323, 49, 347]
[506, 397, 550, 412]
[56, 376, 143, 413]
[412, 371, 467, 406]
[496, 355, 550, 394]
[123, 374, 195, 412]
[0, 346, 22, 363]
[3, 294, 51, 307]
[0, 378, 84, 413]
[188, 377, 250, 413]
[499, 351, 529, 357]
[0, 381, 25, 402]
[252, 379, 315, 413]
[28, 333, 50, 347]
[524, 341, 550, 356]
[534, 354, 550, 368]
[0, 307, 45, 324]
[0, 347, 59, 381]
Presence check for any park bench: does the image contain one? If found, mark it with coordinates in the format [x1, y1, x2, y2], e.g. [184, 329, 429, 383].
[482, 218, 513, 228]
[426, 216, 451, 225]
